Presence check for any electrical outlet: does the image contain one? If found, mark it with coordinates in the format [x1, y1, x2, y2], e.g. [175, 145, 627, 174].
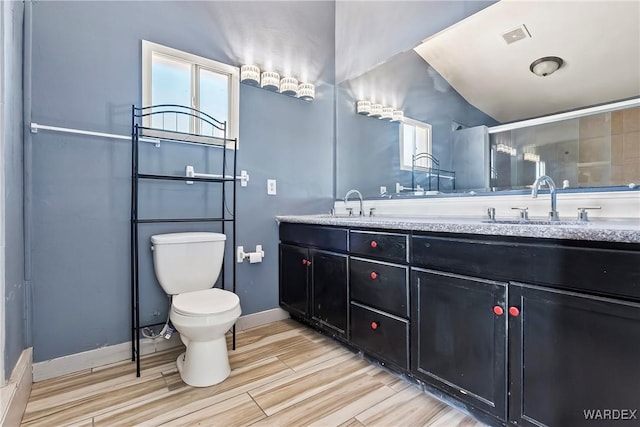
[267, 179, 277, 195]
[380, 186, 387, 195]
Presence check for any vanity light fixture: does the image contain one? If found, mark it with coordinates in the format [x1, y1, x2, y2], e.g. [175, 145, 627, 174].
[356, 100, 372, 115]
[524, 152, 540, 162]
[529, 56, 564, 77]
[260, 71, 280, 91]
[380, 107, 393, 120]
[369, 103, 383, 118]
[356, 100, 403, 122]
[496, 143, 516, 156]
[242, 65, 315, 101]
[279, 77, 299, 96]
[240, 65, 260, 85]
[298, 83, 315, 101]
[391, 110, 404, 122]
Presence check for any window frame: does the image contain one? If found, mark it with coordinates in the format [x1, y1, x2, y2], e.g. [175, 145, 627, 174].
[399, 117, 433, 171]
[141, 40, 239, 148]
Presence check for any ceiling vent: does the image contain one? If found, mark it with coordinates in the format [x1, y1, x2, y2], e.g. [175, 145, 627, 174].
[502, 24, 531, 45]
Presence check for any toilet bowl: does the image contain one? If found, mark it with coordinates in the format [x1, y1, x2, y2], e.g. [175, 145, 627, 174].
[151, 232, 241, 387]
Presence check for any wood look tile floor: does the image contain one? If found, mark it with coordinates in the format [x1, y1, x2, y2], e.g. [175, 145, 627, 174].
[21, 320, 486, 427]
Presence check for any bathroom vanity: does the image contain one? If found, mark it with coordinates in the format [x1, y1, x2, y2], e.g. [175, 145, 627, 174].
[277, 215, 640, 427]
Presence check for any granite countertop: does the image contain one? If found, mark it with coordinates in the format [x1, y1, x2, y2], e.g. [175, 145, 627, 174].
[276, 214, 640, 244]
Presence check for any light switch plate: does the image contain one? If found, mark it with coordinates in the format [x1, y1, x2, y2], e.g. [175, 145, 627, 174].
[267, 179, 277, 195]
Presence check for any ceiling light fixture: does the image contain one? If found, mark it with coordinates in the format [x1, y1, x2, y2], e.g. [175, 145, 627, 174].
[529, 56, 564, 77]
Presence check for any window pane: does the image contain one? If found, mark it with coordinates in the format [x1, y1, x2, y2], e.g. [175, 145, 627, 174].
[151, 53, 191, 133]
[415, 126, 430, 168]
[199, 68, 229, 138]
[403, 124, 415, 167]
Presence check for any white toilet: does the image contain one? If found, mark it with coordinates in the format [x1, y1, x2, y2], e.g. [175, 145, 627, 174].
[150, 232, 241, 387]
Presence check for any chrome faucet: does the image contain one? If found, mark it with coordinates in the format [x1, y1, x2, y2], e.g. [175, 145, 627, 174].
[531, 175, 560, 221]
[344, 189, 364, 216]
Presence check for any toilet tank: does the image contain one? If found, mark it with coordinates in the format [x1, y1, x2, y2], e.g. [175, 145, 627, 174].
[151, 232, 226, 295]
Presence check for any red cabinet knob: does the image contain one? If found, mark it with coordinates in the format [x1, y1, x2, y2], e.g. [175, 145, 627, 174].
[370, 321, 378, 330]
[301, 259, 307, 265]
[370, 272, 378, 280]
[306, 260, 311, 266]
[493, 306, 504, 316]
[509, 307, 520, 317]
[370, 240, 378, 248]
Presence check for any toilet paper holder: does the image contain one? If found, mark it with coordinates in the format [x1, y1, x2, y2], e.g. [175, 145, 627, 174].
[237, 245, 265, 263]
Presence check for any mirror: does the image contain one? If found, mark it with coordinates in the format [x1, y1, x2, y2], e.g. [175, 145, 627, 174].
[335, 1, 640, 199]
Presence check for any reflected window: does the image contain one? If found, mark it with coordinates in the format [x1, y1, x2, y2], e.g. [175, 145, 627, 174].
[142, 41, 239, 144]
[400, 119, 432, 170]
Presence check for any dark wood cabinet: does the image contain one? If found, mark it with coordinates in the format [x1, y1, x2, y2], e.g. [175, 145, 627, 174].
[310, 249, 348, 335]
[280, 222, 640, 427]
[279, 243, 309, 318]
[279, 225, 348, 339]
[348, 230, 410, 369]
[411, 268, 508, 420]
[508, 283, 640, 427]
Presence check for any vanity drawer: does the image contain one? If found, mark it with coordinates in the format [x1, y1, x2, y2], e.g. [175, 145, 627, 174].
[350, 302, 409, 370]
[412, 235, 530, 281]
[280, 223, 347, 252]
[412, 234, 640, 301]
[350, 230, 408, 263]
[350, 257, 409, 318]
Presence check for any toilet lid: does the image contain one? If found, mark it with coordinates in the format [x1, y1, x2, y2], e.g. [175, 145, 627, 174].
[173, 288, 239, 316]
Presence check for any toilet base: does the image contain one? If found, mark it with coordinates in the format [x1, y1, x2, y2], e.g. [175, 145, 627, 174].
[175, 336, 231, 387]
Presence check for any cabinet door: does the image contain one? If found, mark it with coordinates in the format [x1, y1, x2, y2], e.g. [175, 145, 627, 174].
[310, 249, 348, 336]
[411, 268, 507, 420]
[279, 244, 309, 318]
[509, 283, 640, 427]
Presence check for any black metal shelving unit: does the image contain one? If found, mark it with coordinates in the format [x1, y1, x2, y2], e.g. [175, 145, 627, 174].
[130, 104, 238, 377]
[412, 152, 456, 192]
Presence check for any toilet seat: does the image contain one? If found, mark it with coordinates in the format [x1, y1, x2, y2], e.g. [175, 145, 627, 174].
[173, 288, 239, 317]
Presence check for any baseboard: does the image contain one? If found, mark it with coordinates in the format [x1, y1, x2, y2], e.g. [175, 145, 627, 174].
[32, 307, 290, 382]
[0, 348, 32, 427]
[32, 333, 182, 382]
[235, 307, 289, 331]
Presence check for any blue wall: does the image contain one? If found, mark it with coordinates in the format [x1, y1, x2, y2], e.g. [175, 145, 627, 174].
[335, 1, 496, 82]
[336, 50, 498, 198]
[24, 0, 500, 364]
[28, 1, 335, 362]
[3, 0, 26, 379]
